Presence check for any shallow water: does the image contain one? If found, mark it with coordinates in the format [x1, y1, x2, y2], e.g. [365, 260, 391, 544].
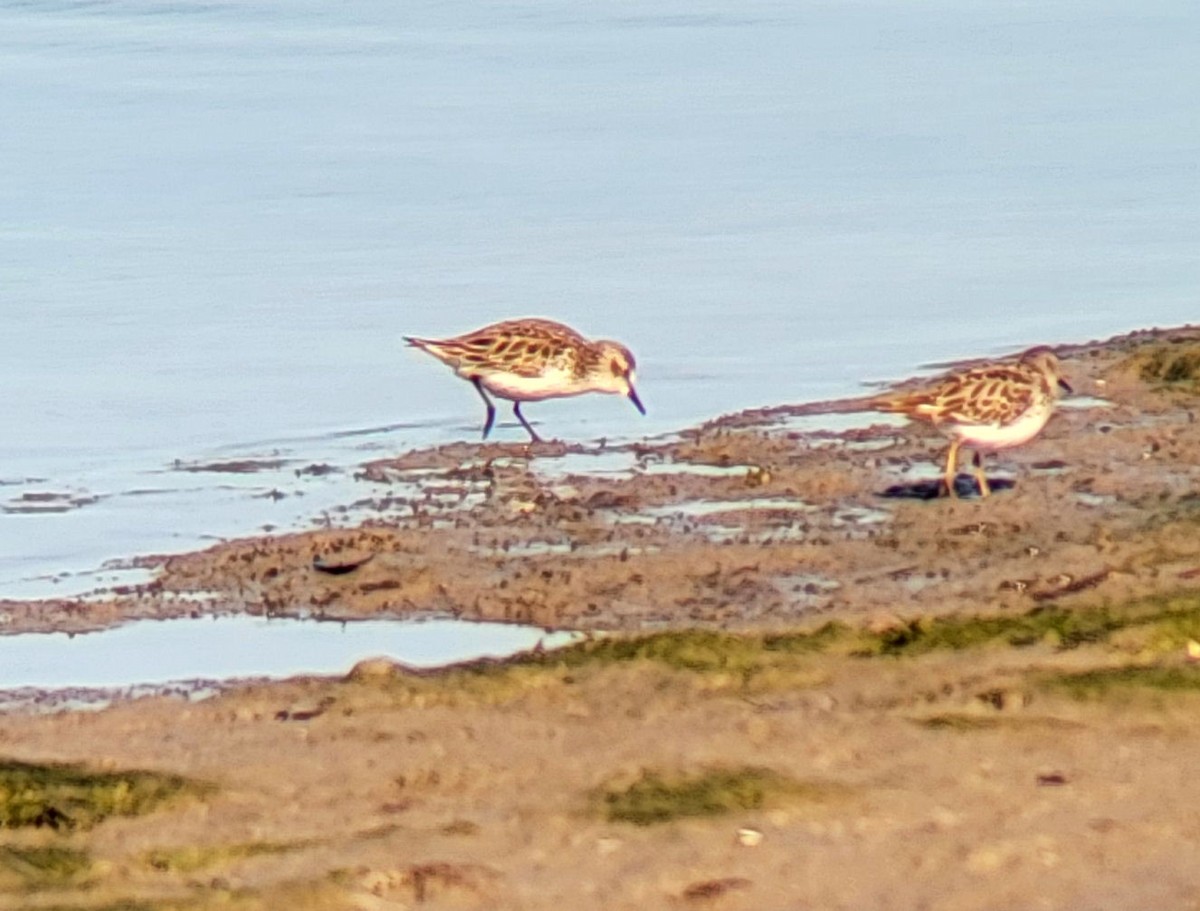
[0, 615, 578, 689]
[3, 1, 1199, 592]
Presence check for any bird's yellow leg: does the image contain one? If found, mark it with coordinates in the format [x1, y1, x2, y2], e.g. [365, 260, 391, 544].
[942, 438, 961, 498]
[972, 451, 991, 498]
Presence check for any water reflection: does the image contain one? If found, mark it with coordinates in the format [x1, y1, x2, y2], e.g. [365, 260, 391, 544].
[0, 616, 579, 690]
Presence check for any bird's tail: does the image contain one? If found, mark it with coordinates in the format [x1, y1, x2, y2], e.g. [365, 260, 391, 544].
[404, 335, 447, 357]
[404, 335, 466, 369]
[866, 389, 935, 416]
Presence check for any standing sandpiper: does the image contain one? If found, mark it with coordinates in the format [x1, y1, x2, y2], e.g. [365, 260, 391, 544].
[405, 318, 645, 442]
[869, 346, 1072, 497]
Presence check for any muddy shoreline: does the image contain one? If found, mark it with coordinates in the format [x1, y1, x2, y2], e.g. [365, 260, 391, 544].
[4, 324, 1199, 638]
[1, 325, 1199, 911]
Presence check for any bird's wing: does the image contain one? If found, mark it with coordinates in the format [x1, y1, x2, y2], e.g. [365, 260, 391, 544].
[872, 364, 1035, 427]
[406, 319, 582, 378]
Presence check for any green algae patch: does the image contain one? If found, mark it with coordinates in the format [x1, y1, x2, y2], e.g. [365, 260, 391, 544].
[1132, 343, 1200, 391]
[912, 713, 1085, 732]
[913, 714, 1010, 731]
[596, 766, 838, 826]
[348, 627, 852, 705]
[144, 839, 313, 874]
[1119, 602, 1200, 654]
[859, 593, 1200, 658]
[548, 626, 851, 675]
[0, 844, 93, 891]
[538, 594, 1200, 670]
[559, 629, 774, 672]
[861, 605, 1127, 657]
[348, 593, 1200, 711]
[1041, 664, 1200, 701]
[0, 759, 202, 831]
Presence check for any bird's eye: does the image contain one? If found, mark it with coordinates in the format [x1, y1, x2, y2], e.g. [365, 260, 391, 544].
[610, 358, 623, 376]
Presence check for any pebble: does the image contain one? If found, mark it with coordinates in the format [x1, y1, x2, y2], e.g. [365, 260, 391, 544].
[736, 827, 764, 847]
[347, 657, 401, 681]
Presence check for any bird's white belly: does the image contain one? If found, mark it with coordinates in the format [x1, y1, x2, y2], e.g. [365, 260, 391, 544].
[473, 368, 588, 402]
[949, 403, 1053, 451]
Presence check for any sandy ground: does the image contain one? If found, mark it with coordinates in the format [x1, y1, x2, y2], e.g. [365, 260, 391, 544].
[1, 326, 1200, 910]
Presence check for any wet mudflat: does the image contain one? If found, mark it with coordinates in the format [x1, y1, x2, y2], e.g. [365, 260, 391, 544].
[1, 326, 1199, 910]
[7, 325, 1199, 638]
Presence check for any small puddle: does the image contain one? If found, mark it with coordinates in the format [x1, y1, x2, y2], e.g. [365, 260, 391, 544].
[0, 616, 580, 691]
[532, 449, 640, 480]
[640, 462, 756, 478]
[4, 490, 101, 514]
[643, 497, 813, 519]
[1, 564, 156, 602]
[1060, 395, 1112, 410]
[631, 497, 818, 544]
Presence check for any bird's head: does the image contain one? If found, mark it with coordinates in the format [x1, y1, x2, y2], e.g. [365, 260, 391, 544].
[1020, 346, 1073, 395]
[592, 341, 646, 414]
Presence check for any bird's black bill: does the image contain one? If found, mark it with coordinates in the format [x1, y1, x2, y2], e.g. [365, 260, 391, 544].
[1058, 378, 1073, 394]
[627, 385, 646, 415]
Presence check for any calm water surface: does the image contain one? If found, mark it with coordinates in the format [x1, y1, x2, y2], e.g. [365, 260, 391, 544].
[0, 616, 578, 689]
[3, 1, 1198, 593]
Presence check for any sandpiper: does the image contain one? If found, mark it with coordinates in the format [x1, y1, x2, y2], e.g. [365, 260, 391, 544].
[405, 318, 645, 442]
[869, 346, 1072, 497]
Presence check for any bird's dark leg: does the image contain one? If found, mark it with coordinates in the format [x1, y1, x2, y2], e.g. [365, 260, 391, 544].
[512, 402, 542, 443]
[471, 378, 497, 440]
